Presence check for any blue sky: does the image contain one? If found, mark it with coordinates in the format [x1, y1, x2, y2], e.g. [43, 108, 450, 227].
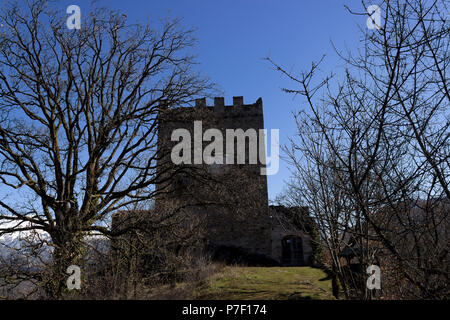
[59, 0, 366, 200]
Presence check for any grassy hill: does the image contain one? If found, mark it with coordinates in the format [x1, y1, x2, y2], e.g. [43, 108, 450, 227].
[146, 266, 335, 300]
[193, 266, 334, 300]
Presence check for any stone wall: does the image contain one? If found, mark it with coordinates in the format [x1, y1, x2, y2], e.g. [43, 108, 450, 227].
[269, 206, 313, 266]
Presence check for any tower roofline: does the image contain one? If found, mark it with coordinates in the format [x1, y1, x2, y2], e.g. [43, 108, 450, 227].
[194, 96, 262, 110]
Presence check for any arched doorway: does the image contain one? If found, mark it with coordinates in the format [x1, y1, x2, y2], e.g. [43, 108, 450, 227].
[281, 236, 304, 266]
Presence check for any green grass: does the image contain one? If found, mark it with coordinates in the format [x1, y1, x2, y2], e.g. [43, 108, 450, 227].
[194, 266, 335, 300]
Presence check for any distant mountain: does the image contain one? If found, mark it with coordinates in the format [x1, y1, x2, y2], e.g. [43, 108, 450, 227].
[0, 226, 110, 266]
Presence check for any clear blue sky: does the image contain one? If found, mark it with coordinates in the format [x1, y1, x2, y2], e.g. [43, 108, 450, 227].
[59, 0, 366, 200]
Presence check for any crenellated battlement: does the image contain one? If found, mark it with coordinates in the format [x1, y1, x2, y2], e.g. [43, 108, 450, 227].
[159, 97, 263, 125]
[194, 96, 262, 111]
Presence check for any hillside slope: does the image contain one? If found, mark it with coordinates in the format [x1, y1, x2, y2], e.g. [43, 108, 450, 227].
[194, 266, 334, 300]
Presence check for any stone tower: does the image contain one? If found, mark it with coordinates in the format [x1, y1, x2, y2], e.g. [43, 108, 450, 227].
[156, 97, 272, 258]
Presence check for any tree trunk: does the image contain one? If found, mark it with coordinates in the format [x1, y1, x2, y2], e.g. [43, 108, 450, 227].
[45, 230, 84, 299]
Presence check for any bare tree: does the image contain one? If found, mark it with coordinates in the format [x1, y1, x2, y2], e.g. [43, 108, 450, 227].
[269, 0, 449, 299]
[0, 0, 213, 298]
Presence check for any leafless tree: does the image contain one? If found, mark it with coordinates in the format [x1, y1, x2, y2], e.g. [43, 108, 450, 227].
[0, 0, 213, 298]
[269, 0, 448, 299]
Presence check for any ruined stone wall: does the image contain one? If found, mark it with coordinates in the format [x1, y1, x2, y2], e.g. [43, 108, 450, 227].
[269, 206, 313, 266]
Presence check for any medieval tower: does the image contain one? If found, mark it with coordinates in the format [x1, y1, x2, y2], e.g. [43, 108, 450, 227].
[156, 97, 272, 258]
[113, 96, 313, 267]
